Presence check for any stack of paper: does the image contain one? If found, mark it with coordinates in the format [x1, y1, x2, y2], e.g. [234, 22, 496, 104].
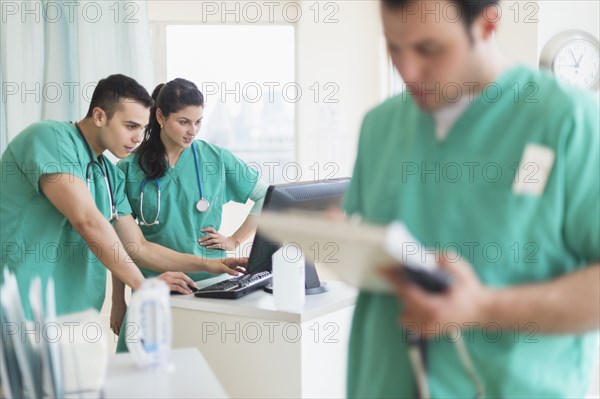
[0, 268, 107, 398]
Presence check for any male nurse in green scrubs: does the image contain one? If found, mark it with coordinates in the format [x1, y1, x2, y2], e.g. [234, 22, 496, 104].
[0, 74, 246, 318]
[344, 1, 600, 397]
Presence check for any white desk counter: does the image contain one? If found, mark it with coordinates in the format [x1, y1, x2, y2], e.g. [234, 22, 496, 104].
[104, 348, 228, 398]
[170, 276, 357, 322]
[169, 276, 358, 398]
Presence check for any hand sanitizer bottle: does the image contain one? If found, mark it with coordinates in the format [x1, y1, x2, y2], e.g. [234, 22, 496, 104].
[272, 243, 306, 311]
[126, 279, 172, 369]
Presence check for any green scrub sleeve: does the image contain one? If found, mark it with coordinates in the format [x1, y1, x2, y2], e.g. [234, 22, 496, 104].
[10, 122, 85, 195]
[248, 180, 268, 215]
[223, 149, 259, 204]
[563, 97, 600, 263]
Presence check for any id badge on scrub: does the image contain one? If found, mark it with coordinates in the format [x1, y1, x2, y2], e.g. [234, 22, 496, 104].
[512, 144, 556, 196]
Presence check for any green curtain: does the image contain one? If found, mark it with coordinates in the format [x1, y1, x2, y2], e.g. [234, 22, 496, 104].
[0, 0, 153, 155]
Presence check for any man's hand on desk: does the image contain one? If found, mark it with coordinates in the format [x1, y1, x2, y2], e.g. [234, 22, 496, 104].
[157, 271, 197, 295]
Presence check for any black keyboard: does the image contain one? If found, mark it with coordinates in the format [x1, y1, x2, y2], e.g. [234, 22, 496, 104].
[194, 271, 272, 299]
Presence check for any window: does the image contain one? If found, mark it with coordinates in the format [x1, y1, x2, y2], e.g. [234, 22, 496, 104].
[166, 25, 295, 183]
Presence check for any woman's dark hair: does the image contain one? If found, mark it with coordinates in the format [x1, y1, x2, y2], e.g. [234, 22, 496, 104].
[136, 78, 204, 180]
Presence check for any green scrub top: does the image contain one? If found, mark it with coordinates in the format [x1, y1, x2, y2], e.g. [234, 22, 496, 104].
[116, 140, 259, 282]
[0, 120, 132, 318]
[344, 65, 600, 398]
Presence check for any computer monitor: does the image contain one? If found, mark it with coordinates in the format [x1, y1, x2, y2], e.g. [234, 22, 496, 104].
[246, 177, 351, 295]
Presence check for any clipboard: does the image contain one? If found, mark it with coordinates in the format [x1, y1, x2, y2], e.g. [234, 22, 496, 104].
[257, 211, 447, 293]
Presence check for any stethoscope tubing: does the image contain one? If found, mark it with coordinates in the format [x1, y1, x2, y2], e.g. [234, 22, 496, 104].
[139, 179, 161, 226]
[138, 141, 206, 226]
[75, 123, 118, 221]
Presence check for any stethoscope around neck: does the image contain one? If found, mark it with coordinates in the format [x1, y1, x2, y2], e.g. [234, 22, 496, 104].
[138, 141, 209, 226]
[74, 122, 118, 222]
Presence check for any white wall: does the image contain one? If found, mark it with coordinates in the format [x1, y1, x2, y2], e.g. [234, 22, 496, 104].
[494, 0, 600, 93]
[495, 0, 539, 66]
[294, 0, 382, 177]
[538, 0, 600, 61]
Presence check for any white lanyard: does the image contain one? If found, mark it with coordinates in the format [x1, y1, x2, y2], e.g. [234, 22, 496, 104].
[408, 334, 485, 399]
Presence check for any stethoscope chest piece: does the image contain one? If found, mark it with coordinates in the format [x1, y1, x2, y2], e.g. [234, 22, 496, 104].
[196, 198, 210, 212]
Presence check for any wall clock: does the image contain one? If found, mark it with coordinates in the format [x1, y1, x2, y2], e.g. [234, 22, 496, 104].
[540, 30, 600, 91]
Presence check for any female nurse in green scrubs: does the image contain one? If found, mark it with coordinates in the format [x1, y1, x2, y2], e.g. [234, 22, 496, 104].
[112, 78, 267, 350]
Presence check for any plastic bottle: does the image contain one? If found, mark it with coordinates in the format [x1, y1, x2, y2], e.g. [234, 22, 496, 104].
[272, 243, 306, 311]
[126, 279, 172, 369]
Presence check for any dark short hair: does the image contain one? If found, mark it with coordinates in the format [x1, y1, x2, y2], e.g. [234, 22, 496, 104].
[381, 0, 500, 26]
[85, 74, 153, 119]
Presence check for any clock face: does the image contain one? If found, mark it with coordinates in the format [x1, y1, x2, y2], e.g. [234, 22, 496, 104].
[553, 39, 600, 90]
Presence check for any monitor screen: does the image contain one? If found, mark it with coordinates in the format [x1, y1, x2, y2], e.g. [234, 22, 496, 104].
[246, 178, 350, 294]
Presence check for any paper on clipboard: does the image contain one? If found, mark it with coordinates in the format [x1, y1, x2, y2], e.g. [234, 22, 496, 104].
[0, 269, 41, 399]
[29, 278, 64, 399]
[258, 211, 436, 293]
